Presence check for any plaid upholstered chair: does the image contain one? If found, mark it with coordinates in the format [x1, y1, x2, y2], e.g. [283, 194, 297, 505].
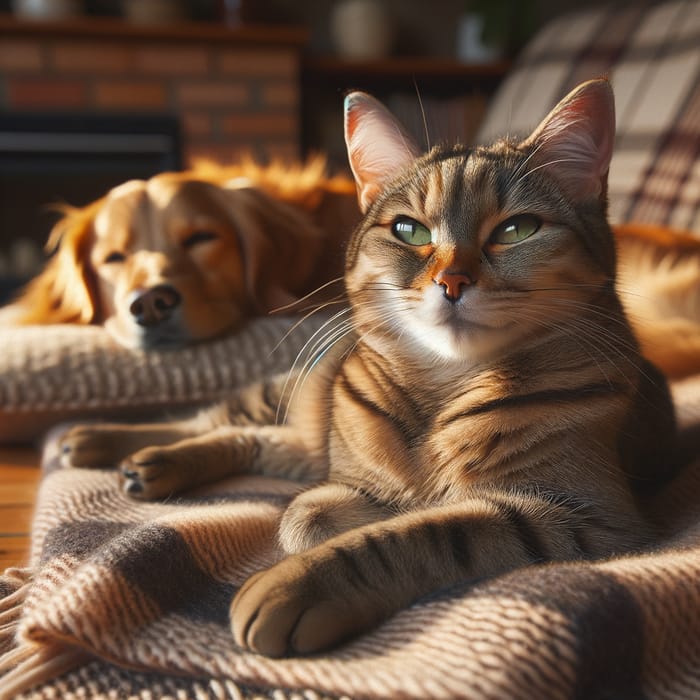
[478, 0, 700, 233]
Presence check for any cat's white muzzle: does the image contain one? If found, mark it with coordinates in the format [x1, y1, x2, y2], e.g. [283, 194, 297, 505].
[406, 286, 514, 362]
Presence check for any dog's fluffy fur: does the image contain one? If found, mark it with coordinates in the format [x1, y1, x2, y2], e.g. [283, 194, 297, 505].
[616, 223, 700, 380]
[4, 158, 359, 349]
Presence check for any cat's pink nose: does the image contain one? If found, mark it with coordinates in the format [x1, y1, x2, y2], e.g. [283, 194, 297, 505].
[433, 271, 472, 301]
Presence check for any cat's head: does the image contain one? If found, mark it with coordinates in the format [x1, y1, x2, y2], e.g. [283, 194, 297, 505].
[342, 78, 618, 364]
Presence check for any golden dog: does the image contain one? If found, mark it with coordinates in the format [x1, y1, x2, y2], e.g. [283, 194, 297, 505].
[5, 158, 359, 349]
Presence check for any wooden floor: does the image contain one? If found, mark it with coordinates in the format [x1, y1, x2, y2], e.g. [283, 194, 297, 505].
[0, 447, 41, 570]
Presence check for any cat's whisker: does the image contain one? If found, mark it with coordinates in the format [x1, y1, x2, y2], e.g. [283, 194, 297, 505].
[362, 281, 404, 290]
[268, 296, 349, 357]
[270, 294, 349, 328]
[278, 302, 385, 422]
[524, 295, 647, 353]
[276, 307, 354, 423]
[414, 81, 431, 152]
[512, 282, 662, 335]
[506, 139, 548, 189]
[269, 276, 346, 315]
[518, 298, 636, 355]
[274, 306, 350, 372]
[505, 294, 639, 364]
[524, 282, 614, 292]
[297, 311, 354, 372]
[511, 303, 660, 399]
[614, 284, 655, 297]
[530, 296, 639, 334]
[502, 306, 615, 386]
[281, 320, 357, 424]
[560, 316, 666, 395]
[288, 307, 352, 360]
[513, 157, 582, 188]
[522, 288, 680, 349]
[345, 315, 396, 358]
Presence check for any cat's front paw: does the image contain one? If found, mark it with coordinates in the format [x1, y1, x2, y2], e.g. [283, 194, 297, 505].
[59, 424, 131, 468]
[231, 553, 383, 657]
[119, 447, 183, 500]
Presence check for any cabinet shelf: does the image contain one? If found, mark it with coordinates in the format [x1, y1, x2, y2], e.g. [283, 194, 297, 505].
[305, 56, 510, 79]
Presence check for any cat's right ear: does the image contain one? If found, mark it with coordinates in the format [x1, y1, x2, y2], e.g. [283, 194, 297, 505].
[344, 92, 421, 212]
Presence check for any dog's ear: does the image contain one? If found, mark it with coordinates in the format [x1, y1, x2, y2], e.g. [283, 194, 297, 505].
[216, 184, 325, 313]
[12, 203, 100, 324]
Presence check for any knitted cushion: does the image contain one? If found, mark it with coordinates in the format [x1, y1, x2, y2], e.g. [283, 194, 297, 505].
[477, 0, 700, 232]
[0, 315, 327, 444]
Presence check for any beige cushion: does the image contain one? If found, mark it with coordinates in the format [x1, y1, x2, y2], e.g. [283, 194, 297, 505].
[0, 315, 327, 444]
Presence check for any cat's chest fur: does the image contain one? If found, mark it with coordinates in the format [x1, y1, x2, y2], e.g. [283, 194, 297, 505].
[324, 334, 633, 509]
[327, 344, 525, 505]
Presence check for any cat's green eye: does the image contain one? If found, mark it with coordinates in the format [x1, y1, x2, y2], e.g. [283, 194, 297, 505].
[392, 218, 432, 246]
[489, 214, 541, 245]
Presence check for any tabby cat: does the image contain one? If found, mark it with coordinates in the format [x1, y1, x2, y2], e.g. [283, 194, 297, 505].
[228, 78, 675, 656]
[60, 79, 675, 657]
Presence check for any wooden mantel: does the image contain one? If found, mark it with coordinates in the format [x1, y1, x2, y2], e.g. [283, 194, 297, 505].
[0, 12, 307, 47]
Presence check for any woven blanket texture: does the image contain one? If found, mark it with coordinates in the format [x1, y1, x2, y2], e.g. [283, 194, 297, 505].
[0, 315, 330, 444]
[0, 370, 699, 699]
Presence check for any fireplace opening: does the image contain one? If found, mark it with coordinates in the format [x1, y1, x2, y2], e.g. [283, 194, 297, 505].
[0, 112, 182, 303]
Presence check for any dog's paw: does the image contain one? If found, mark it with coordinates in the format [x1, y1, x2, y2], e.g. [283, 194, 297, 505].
[231, 552, 384, 657]
[59, 424, 129, 468]
[119, 447, 184, 500]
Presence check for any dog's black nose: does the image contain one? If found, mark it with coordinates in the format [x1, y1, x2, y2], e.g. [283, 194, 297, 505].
[129, 285, 181, 327]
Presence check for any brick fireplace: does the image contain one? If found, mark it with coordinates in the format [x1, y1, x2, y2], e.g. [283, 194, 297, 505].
[0, 14, 306, 164]
[0, 13, 307, 294]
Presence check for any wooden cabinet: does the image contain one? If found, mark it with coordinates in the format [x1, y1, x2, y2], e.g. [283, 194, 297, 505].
[301, 56, 510, 168]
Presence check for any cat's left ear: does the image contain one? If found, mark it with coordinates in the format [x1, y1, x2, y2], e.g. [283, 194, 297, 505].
[520, 78, 615, 200]
[344, 92, 421, 212]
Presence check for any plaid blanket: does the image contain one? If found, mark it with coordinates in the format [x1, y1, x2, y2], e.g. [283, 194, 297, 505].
[1, 366, 699, 699]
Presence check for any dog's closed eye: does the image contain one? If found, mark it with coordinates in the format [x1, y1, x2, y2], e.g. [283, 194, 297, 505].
[104, 251, 126, 264]
[182, 230, 219, 249]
